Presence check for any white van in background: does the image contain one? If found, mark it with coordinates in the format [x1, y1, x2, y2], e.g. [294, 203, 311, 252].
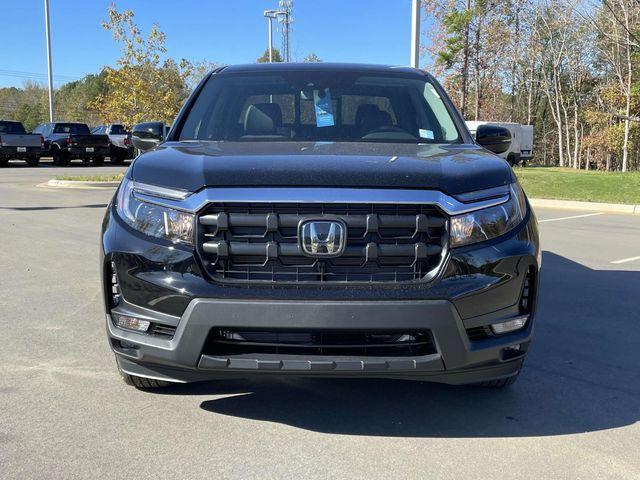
[466, 121, 534, 166]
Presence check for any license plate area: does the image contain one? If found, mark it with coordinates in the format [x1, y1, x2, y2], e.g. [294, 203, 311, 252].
[17, 147, 26, 152]
[86, 147, 94, 153]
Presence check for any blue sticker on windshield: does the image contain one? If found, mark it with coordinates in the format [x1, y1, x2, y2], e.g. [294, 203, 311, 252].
[419, 129, 434, 140]
[313, 88, 335, 128]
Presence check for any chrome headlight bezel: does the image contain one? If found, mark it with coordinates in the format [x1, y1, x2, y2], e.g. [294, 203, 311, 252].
[115, 177, 195, 245]
[450, 183, 527, 248]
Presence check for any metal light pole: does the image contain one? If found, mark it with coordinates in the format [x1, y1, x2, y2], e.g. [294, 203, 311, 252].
[267, 16, 273, 62]
[410, 0, 420, 68]
[44, 0, 54, 121]
[263, 10, 279, 62]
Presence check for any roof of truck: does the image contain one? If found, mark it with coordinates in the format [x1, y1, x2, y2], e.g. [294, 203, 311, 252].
[218, 62, 426, 77]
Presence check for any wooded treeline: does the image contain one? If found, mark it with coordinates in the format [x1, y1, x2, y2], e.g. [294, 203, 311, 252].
[0, 5, 216, 133]
[424, 0, 640, 171]
[2, 2, 638, 171]
[0, 5, 321, 134]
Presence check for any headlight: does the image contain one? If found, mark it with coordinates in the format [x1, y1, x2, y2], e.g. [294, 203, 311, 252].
[450, 183, 527, 247]
[115, 177, 194, 244]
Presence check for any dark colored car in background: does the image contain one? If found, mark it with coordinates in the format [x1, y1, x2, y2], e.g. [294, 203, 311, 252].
[0, 120, 42, 167]
[102, 63, 540, 390]
[91, 123, 135, 164]
[35, 122, 110, 166]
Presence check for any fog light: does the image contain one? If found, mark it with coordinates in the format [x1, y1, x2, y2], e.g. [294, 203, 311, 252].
[113, 314, 150, 332]
[118, 340, 139, 350]
[491, 316, 528, 334]
[502, 343, 523, 360]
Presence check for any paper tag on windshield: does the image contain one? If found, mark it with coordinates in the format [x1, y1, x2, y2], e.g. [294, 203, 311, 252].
[419, 129, 434, 139]
[313, 88, 335, 128]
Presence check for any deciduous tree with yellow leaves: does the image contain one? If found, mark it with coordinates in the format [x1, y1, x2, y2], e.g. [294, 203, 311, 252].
[92, 5, 193, 128]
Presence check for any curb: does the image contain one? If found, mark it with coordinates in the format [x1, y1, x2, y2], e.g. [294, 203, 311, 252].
[42, 179, 121, 189]
[529, 198, 640, 215]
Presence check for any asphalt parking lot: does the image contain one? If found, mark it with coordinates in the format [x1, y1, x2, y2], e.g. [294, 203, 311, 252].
[1, 162, 639, 479]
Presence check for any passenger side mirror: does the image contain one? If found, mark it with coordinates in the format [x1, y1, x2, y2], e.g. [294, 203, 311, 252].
[131, 122, 166, 152]
[475, 124, 511, 155]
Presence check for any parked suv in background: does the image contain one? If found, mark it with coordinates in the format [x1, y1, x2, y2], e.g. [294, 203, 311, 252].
[35, 122, 110, 166]
[0, 120, 42, 167]
[92, 123, 135, 164]
[102, 63, 540, 390]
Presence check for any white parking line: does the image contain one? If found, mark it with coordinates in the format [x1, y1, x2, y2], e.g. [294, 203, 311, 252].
[610, 255, 640, 265]
[538, 212, 604, 223]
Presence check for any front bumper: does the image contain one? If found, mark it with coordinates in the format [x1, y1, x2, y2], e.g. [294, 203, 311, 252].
[102, 200, 540, 385]
[109, 297, 532, 384]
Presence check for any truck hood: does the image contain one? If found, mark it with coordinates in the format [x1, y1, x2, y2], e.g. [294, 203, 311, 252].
[130, 141, 515, 195]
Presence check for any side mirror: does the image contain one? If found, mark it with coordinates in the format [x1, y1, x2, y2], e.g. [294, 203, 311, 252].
[131, 122, 165, 152]
[475, 124, 511, 155]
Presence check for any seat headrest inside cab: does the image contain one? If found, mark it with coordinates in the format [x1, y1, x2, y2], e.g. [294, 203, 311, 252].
[244, 103, 283, 134]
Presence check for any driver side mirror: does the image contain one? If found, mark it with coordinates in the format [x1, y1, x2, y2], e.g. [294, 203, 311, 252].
[131, 122, 166, 152]
[475, 124, 511, 155]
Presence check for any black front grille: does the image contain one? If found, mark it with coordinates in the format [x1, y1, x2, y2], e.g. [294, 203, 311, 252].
[204, 329, 437, 357]
[196, 202, 448, 284]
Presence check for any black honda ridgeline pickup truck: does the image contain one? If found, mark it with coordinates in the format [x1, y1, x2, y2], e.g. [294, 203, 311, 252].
[101, 63, 540, 390]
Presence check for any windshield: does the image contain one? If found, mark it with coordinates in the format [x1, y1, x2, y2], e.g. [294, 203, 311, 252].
[178, 72, 461, 144]
[0, 122, 26, 134]
[54, 123, 90, 134]
[110, 124, 127, 135]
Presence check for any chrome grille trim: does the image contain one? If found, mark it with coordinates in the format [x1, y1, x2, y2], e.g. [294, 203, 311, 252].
[134, 187, 510, 216]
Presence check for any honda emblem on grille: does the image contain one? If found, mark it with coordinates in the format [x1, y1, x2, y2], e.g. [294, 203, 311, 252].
[299, 219, 347, 257]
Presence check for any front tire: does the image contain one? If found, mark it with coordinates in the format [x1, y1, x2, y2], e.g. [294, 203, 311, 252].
[0, 158, 8, 167]
[119, 370, 171, 389]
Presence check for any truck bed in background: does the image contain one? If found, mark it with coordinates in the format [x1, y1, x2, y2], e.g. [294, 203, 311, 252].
[0, 121, 42, 166]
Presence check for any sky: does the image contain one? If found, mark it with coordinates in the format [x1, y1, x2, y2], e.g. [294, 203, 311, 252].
[0, 0, 428, 89]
